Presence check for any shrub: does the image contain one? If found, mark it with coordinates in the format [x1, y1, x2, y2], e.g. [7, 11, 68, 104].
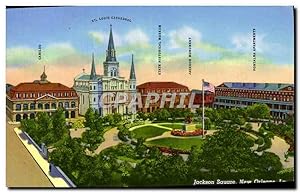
[257, 137, 272, 151]
[244, 123, 253, 132]
[255, 137, 264, 146]
[277, 168, 294, 181]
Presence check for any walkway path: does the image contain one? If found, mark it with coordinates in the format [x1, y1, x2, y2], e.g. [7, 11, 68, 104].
[244, 122, 294, 168]
[267, 136, 294, 168]
[14, 128, 69, 188]
[129, 123, 173, 131]
[94, 127, 121, 154]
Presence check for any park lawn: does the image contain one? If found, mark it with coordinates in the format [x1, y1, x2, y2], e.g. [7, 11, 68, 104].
[158, 123, 184, 130]
[159, 123, 205, 131]
[145, 137, 204, 151]
[131, 126, 169, 139]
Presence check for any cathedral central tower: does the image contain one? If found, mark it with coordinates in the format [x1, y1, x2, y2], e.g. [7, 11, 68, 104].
[103, 25, 119, 77]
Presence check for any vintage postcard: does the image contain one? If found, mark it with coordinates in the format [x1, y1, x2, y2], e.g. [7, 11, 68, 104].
[6, 6, 295, 188]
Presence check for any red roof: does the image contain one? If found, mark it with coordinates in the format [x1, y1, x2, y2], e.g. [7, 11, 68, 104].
[8, 82, 77, 100]
[137, 81, 189, 90]
[11, 82, 73, 92]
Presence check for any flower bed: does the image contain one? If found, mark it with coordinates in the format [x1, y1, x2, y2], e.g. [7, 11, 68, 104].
[171, 129, 207, 136]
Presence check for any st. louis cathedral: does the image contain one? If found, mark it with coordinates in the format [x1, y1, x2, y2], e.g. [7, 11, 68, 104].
[73, 25, 137, 116]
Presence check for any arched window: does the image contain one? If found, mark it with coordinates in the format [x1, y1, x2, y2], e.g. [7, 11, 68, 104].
[23, 104, 28, 110]
[30, 113, 35, 119]
[65, 102, 69, 108]
[16, 104, 21, 111]
[38, 103, 43, 109]
[58, 102, 63, 108]
[51, 103, 56, 109]
[45, 103, 50, 109]
[71, 101, 76, 108]
[16, 114, 21, 122]
[65, 111, 69, 118]
[71, 111, 75, 118]
[30, 103, 35, 110]
[23, 114, 28, 119]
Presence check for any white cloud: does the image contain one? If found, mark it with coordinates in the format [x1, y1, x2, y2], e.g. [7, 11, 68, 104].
[6, 46, 36, 67]
[232, 33, 268, 53]
[124, 28, 149, 47]
[169, 26, 202, 49]
[88, 30, 122, 47]
[88, 31, 105, 44]
[6, 43, 89, 67]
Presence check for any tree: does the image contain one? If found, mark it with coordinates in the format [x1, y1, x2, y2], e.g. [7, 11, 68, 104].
[49, 137, 88, 182]
[137, 111, 147, 121]
[246, 103, 270, 120]
[20, 119, 39, 142]
[243, 122, 253, 132]
[198, 126, 282, 180]
[156, 109, 171, 121]
[104, 114, 115, 126]
[81, 129, 104, 152]
[51, 108, 68, 142]
[84, 108, 96, 129]
[112, 113, 122, 125]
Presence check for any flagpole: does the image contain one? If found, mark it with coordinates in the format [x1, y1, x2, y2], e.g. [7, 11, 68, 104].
[202, 79, 205, 138]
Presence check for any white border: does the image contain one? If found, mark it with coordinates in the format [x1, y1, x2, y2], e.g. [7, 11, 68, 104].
[1, 1, 298, 193]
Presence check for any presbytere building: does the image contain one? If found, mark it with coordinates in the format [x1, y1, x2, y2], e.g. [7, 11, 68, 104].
[6, 69, 79, 122]
[137, 81, 190, 113]
[213, 82, 294, 119]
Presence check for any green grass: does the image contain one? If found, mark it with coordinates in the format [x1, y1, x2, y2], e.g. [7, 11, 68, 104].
[159, 123, 204, 131]
[145, 137, 204, 151]
[158, 123, 184, 130]
[131, 126, 169, 139]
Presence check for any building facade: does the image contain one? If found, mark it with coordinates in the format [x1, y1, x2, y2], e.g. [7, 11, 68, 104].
[191, 89, 215, 107]
[213, 82, 294, 119]
[137, 81, 190, 113]
[6, 69, 79, 122]
[73, 25, 137, 116]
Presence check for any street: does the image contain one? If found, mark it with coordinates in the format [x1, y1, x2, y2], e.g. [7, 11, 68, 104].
[6, 120, 53, 187]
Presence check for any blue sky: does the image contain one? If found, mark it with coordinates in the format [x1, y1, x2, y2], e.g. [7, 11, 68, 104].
[6, 6, 294, 87]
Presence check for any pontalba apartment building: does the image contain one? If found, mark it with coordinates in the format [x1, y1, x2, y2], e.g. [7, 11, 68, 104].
[6, 68, 79, 122]
[214, 82, 294, 119]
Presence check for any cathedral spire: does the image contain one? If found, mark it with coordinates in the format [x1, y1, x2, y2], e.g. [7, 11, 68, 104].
[106, 24, 117, 62]
[129, 54, 136, 80]
[90, 53, 97, 80]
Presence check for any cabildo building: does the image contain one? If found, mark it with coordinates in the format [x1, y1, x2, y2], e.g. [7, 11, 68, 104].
[6, 68, 79, 122]
[213, 82, 294, 119]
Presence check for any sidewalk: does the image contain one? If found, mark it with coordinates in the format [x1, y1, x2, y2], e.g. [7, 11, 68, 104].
[14, 127, 70, 188]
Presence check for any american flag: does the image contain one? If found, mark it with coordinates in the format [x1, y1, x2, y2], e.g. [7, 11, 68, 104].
[203, 81, 215, 93]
